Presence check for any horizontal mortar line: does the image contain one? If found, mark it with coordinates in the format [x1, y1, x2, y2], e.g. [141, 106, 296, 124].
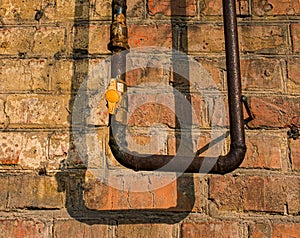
[228, 168, 300, 177]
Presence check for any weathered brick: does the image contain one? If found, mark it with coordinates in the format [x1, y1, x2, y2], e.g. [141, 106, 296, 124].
[0, 27, 66, 56]
[241, 58, 283, 91]
[0, 0, 40, 23]
[240, 25, 289, 54]
[248, 96, 300, 128]
[182, 222, 242, 238]
[0, 98, 8, 129]
[188, 21, 287, 56]
[241, 133, 283, 169]
[249, 221, 272, 238]
[33, 27, 66, 56]
[6, 94, 70, 127]
[148, 0, 196, 16]
[292, 24, 300, 53]
[194, 57, 225, 91]
[0, 219, 51, 238]
[84, 172, 179, 210]
[0, 59, 51, 92]
[73, 24, 110, 54]
[252, 0, 300, 17]
[54, 219, 108, 238]
[209, 175, 244, 211]
[7, 175, 65, 209]
[128, 24, 173, 49]
[117, 224, 174, 238]
[250, 222, 300, 238]
[199, 0, 249, 16]
[0, 132, 47, 168]
[290, 139, 300, 171]
[272, 223, 300, 238]
[210, 175, 300, 214]
[0, 176, 8, 209]
[287, 58, 300, 93]
[187, 25, 224, 53]
[44, 0, 89, 21]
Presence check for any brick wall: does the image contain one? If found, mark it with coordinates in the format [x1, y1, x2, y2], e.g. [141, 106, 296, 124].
[0, 0, 299, 237]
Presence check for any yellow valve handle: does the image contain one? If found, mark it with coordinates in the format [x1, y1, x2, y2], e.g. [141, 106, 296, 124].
[105, 79, 125, 114]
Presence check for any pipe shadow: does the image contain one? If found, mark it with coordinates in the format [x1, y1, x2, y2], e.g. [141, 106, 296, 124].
[55, 0, 208, 224]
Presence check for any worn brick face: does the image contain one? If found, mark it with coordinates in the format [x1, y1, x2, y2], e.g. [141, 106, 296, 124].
[148, 0, 196, 16]
[182, 222, 242, 238]
[0, 0, 299, 237]
[0, 219, 51, 238]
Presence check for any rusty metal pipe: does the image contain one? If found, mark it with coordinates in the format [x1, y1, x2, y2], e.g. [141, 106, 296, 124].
[108, 0, 246, 174]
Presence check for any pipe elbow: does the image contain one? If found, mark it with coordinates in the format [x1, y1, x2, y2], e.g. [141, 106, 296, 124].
[212, 142, 246, 175]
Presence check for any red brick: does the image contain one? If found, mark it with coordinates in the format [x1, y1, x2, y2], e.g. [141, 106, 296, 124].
[194, 58, 225, 91]
[126, 55, 171, 87]
[240, 25, 289, 54]
[241, 58, 283, 91]
[182, 222, 242, 238]
[290, 139, 300, 170]
[148, 0, 196, 16]
[187, 25, 224, 53]
[252, 0, 300, 17]
[209, 175, 244, 211]
[0, 219, 50, 238]
[118, 224, 174, 238]
[287, 58, 300, 93]
[249, 221, 272, 238]
[272, 223, 300, 238]
[292, 24, 300, 53]
[54, 219, 108, 238]
[128, 24, 173, 49]
[241, 133, 282, 169]
[209, 175, 300, 213]
[248, 96, 300, 128]
[199, 0, 249, 16]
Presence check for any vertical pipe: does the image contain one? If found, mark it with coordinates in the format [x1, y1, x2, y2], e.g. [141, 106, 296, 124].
[223, 0, 245, 145]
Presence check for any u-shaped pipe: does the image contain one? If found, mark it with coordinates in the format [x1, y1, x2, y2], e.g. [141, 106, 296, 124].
[107, 0, 246, 174]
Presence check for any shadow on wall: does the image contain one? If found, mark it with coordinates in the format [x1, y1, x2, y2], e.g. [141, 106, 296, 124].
[55, 0, 198, 224]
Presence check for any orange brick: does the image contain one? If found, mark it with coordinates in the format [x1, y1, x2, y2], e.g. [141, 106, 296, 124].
[248, 96, 300, 129]
[252, 0, 300, 17]
[182, 222, 242, 238]
[199, 0, 249, 16]
[148, 0, 196, 16]
[240, 25, 289, 54]
[241, 58, 283, 91]
[241, 133, 283, 169]
[287, 58, 300, 93]
[0, 219, 51, 238]
[209, 175, 300, 213]
[54, 219, 108, 238]
[290, 139, 300, 171]
[118, 224, 174, 238]
[187, 25, 224, 53]
[273, 223, 300, 238]
[292, 24, 300, 53]
[128, 24, 173, 49]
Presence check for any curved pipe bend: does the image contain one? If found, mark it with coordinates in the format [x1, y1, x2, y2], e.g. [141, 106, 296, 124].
[108, 0, 246, 174]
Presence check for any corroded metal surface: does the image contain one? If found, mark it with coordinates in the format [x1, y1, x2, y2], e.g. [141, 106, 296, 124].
[108, 0, 246, 174]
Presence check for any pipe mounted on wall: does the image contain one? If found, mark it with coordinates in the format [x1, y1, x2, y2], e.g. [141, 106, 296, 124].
[107, 0, 246, 174]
